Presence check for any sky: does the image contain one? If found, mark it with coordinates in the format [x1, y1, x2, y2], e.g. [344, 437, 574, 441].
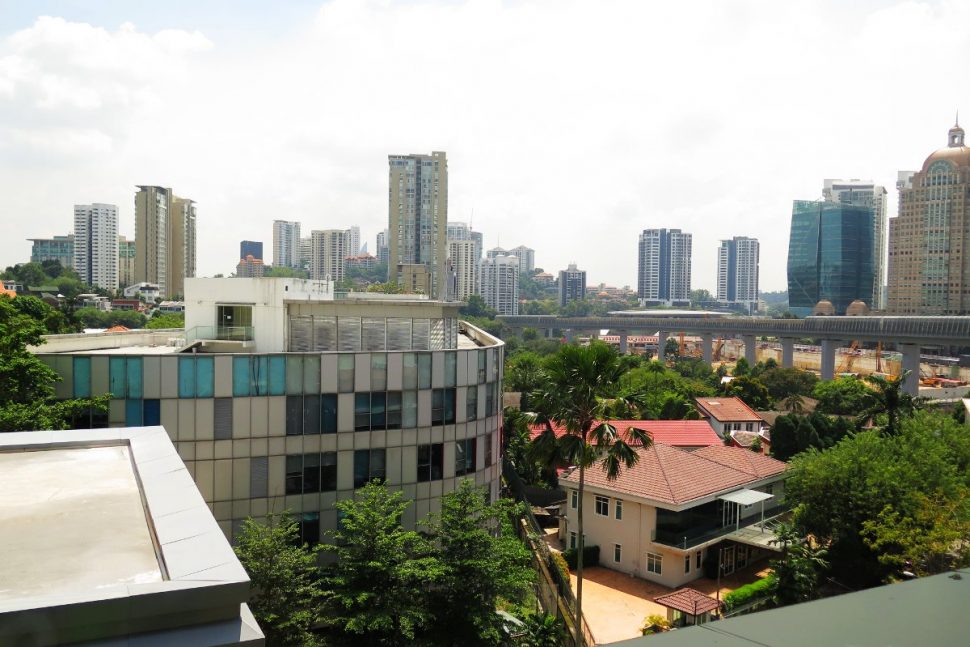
[2, 0, 969, 293]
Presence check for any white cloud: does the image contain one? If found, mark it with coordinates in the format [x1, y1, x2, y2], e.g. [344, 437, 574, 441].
[1, 1, 969, 294]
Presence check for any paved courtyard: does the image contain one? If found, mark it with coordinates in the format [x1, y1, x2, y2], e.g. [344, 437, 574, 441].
[567, 561, 772, 644]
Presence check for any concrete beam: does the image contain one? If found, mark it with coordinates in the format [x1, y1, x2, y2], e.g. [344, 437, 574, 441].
[702, 333, 713, 364]
[820, 339, 838, 381]
[619, 332, 628, 355]
[900, 343, 921, 396]
[657, 331, 668, 363]
[743, 335, 756, 366]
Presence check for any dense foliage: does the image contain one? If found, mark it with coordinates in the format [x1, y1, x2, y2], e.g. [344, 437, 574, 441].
[0, 295, 108, 432]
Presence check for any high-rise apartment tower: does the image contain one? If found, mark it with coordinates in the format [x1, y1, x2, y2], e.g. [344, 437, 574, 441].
[481, 255, 519, 315]
[716, 237, 760, 312]
[74, 203, 119, 291]
[273, 220, 302, 270]
[388, 152, 448, 299]
[637, 229, 692, 306]
[823, 179, 887, 309]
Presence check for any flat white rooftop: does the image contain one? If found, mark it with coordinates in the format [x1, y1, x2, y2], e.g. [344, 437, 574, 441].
[0, 446, 162, 602]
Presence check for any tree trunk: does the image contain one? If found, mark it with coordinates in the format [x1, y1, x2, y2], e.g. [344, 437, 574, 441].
[576, 460, 586, 647]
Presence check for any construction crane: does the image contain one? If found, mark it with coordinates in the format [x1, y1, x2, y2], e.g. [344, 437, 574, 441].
[836, 340, 860, 374]
[712, 338, 725, 362]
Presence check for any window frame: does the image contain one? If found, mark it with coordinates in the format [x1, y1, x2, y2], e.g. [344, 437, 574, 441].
[594, 495, 610, 517]
[614, 543, 622, 564]
[646, 552, 663, 575]
[615, 499, 623, 520]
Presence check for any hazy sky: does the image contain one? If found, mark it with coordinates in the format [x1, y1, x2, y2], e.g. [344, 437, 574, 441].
[2, 0, 969, 292]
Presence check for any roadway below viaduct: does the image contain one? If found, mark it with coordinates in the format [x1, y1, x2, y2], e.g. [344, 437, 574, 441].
[497, 315, 970, 395]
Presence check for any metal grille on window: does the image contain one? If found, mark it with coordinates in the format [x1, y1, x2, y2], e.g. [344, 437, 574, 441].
[250, 456, 268, 498]
[430, 318, 445, 350]
[387, 318, 411, 350]
[338, 316, 361, 351]
[312, 315, 337, 351]
[362, 317, 386, 351]
[411, 318, 430, 350]
[214, 398, 233, 440]
[289, 315, 312, 351]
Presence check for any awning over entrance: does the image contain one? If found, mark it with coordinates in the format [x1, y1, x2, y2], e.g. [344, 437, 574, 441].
[719, 489, 773, 506]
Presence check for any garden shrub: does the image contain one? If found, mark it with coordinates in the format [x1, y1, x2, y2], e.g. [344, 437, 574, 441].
[562, 545, 599, 569]
[551, 551, 570, 582]
[723, 575, 776, 611]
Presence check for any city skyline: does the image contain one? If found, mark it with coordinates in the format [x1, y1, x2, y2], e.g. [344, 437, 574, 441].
[2, 2, 969, 291]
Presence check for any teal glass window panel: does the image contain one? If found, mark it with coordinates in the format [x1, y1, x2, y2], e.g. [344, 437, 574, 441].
[286, 356, 304, 394]
[73, 357, 91, 398]
[196, 356, 214, 397]
[268, 356, 286, 395]
[254, 356, 269, 396]
[321, 394, 338, 434]
[127, 357, 143, 399]
[126, 399, 143, 426]
[233, 357, 251, 397]
[303, 356, 320, 394]
[109, 357, 126, 398]
[178, 357, 196, 398]
[143, 399, 160, 425]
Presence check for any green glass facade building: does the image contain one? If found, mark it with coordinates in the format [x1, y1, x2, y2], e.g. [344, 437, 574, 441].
[787, 200, 874, 316]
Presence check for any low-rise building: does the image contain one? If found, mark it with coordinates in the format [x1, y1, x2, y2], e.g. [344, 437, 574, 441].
[561, 443, 787, 588]
[694, 397, 765, 438]
[530, 420, 722, 451]
[124, 281, 161, 302]
[0, 426, 263, 645]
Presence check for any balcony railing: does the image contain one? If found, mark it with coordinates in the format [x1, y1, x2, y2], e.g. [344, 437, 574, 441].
[183, 325, 255, 345]
[653, 503, 788, 550]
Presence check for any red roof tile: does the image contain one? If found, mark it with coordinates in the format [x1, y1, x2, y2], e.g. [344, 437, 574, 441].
[694, 397, 764, 423]
[529, 420, 721, 449]
[654, 588, 721, 615]
[560, 442, 786, 506]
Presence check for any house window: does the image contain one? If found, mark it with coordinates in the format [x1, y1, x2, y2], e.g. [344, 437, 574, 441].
[466, 385, 478, 421]
[354, 449, 386, 488]
[571, 490, 578, 510]
[286, 452, 337, 494]
[745, 422, 753, 431]
[296, 512, 319, 546]
[569, 531, 577, 550]
[646, 552, 663, 575]
[696, 551, 702, 570]
[685, 554, 691, 574]
[355, 391, 403, 431]
[417, 443, 443, 482]
[455, 438, 476, 477]
[614, 544, 622, 564]
[484, 432, 493, 468]
[595, 495, 609, 517]
[615, 499, 623, 520]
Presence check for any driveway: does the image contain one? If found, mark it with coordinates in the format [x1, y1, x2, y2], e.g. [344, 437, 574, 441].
[568, 567, 671, 645]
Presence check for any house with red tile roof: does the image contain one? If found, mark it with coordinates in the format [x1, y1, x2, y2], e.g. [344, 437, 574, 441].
[694, 397, 765, 438]
[529, 420, 722, 450]
[560, 443, 787, 589]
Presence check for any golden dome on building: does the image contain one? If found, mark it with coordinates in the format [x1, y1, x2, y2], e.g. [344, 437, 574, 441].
[813, 300, 836, 316]
[845, 300, 870, 316]
[921, 118, 969, 170]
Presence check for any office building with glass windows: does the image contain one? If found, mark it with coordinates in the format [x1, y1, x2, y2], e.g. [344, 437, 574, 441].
[31, 277, 504, 544]
[786, 200, 875, 316]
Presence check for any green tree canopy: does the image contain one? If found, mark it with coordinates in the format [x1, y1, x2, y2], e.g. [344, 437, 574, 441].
[146, 312, 185, 329]
[812, 376, 871, 415]
[721, 375, 772, 410]
[323, 482, 442, 643]
[758, 367, 819, 402]
[233, 514, 325, 646]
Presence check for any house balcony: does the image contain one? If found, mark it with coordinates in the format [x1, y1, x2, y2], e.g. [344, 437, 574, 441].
[653, 498, 788, 552]
[179, 325, 255, 352]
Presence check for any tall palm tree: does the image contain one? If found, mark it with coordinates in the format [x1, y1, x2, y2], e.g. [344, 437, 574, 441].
[531, 342, 650, 647]
[858, 371, 922, 435]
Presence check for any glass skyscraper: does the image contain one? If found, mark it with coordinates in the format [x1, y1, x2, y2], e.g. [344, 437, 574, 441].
[787, 200, 874, 316]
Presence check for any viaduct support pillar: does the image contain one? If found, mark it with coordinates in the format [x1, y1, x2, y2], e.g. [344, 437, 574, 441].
[702, 334, 713, 364]
[781, 338, 795, 369]
[619, 332, 629, 355]
[743, 335, 757, 367]
[657, 331, 668, 363]
[900, 343, 921, 396]
[820, 339, 837, 381]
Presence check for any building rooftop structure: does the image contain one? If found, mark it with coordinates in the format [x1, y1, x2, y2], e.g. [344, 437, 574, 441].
[605, 569, 970, 647]
[529, 420, 722, 449]
[695, 397, 764, 424]
[0, 426, 263, 646]
[561, 443, 786, 507]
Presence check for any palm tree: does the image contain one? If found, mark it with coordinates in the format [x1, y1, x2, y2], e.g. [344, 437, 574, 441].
[783, 393, 805, 414]
[858, 371, 922, 435]
[531, 342, 650, 647]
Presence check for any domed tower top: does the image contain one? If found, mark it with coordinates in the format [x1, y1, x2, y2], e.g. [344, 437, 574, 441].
[949, 112, 964, 148]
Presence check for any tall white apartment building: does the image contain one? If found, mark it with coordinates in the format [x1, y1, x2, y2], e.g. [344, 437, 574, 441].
[637, 228, 692, 306]
[376, 230, 390, 267]
[716, 237, 760, 312]
[310, 229, 348, 282]
[273, 220, 302, 270]
[448, 239, 480, 302]
[73, 203, 119, 291]
[344, 226, 361, 257]
[510, 246, 535, 275]
[822, 179, 888, 309]
[481, 255, 519, 315]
